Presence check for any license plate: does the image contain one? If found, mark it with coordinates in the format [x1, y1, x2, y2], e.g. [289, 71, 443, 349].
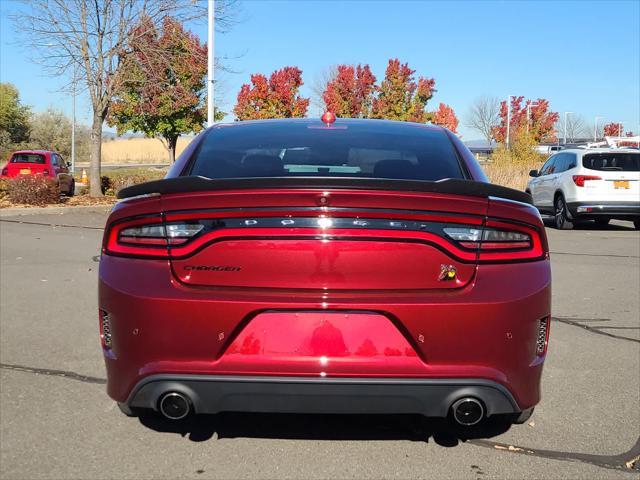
[19, 169, 31, 175]
[613, 180, 629, 189]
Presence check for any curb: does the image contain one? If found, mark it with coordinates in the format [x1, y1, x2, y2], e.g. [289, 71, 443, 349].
[0, 205, 113, 217]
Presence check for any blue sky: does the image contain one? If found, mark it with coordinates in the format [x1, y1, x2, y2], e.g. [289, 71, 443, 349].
[1, 0, 639, 139]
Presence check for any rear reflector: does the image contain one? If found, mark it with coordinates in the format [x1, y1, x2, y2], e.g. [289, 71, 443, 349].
[99, 309, 112, 349]
[572, 175, 601, 187]
[536, 316, 550, 355]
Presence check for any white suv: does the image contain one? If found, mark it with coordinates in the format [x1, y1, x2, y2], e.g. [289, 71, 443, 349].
[526, 148, 640, 229]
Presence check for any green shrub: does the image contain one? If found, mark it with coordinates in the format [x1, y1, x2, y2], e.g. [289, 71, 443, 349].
[7, 176, 61, 205]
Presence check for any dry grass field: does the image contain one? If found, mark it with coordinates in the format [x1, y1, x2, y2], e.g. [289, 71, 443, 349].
[483, 160, 543, 191]
[99, 136, 195, 164]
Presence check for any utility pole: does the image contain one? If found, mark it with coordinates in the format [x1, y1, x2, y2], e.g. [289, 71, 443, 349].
[506, 95, 514, 149]
[563, 112, 573, 145]
[618, 121, 623, 137]
[207, 0, 215, 127]
[594, 116, 602, 141]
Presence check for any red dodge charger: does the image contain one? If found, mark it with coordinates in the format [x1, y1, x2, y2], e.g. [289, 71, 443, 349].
[99, 117, 551, 426]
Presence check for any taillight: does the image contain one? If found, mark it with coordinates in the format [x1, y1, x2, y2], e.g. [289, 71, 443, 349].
[572, 175, 601, 187]
[536, 316, 551, 355]
[444, 227, 531, 250]
[104, 216, 203, 257]
[444, 220, 546, 262]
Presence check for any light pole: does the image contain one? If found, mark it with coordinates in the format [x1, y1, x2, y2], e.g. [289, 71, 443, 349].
[594, 116, 603, 141]
[526, 102, 539, 134]
[563, 112, 573, 145]
[207, 0, 215, 127]
[71, 64, 77, 174]
[506, 95, 514, 149]
[617, 121, 623, 137]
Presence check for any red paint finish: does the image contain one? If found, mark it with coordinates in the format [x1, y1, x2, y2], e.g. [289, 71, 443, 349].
[171, 235, 475, 290]
[1, 150, 74, 194]
[100, 185, 551, 412]
[218, 311, 424, 375]
[1, 150, 57, 178]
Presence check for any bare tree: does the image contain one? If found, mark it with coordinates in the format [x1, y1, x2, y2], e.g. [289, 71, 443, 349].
[309, 65, 338, 115]
[566, 115, 588, 142]
[465, 96, 500, 146]
[14, 0, 237, 195]
[554, 114, 589, 143]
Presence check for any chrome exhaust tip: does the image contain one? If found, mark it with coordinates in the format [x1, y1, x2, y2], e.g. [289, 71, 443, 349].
[451, 397, 484, 426]
[159, 392, 191, 420]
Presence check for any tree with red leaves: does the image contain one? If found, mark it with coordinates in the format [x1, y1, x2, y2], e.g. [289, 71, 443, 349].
[234, 67, 310, 120]
[108, 17, 212, 163]
[431, 103, 459, 134]
[371, 59, 435, 123]
[492, 97, 558, 143]
[603, 122, 624, 137]
[322, 64, 376, 118]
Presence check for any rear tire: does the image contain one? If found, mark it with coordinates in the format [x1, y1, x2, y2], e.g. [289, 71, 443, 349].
[594, 218, 610, 226]
[554, 195, 573, 230]
[67, 179, 75, 197]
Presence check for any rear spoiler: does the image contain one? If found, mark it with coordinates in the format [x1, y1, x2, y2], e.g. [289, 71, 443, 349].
[118, 176, 533, 205]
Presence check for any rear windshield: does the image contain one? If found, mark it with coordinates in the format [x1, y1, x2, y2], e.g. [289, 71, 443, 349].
[188, 121, 465, 181]
[10, 154, 45, 164]
[583, 153, 639, 172]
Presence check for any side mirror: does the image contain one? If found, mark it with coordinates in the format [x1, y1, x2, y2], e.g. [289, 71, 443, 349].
[529, 169, 539, 177]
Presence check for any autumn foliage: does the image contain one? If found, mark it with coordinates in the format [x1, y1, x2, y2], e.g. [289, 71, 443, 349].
[108, 17, 209, 163]
[371, 59, 436, 123]
[235, 59, 461, 134]
[431, 103, 459, 134]
[234, 67, 310, 120]
[492, 97, 558, 143]
[603, 122, 623, 137]
[322, 64, 376, 118]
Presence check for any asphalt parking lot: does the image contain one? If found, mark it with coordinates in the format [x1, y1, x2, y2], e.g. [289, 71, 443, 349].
[0, 207, 638, 479]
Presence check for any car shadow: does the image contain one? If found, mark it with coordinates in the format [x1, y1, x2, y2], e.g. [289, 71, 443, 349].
[138, 412, 513, 446]
[542, 218, 636, 231]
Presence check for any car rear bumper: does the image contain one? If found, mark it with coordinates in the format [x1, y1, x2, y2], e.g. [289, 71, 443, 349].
[99, 256, 551, 413]
[127, 374, 521, 417]
[568, 201, 640, 218]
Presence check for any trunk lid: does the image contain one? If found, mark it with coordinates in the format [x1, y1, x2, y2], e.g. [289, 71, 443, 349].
[161, 188, 489, 291]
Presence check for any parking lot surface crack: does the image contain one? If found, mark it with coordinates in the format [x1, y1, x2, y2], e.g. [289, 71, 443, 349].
[0, 362, 106, 384]
[469, 436, 640, 472]
[0, 219, 104, 230]
[553, 317, 640, 344]
[550, 250, 640, 259]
